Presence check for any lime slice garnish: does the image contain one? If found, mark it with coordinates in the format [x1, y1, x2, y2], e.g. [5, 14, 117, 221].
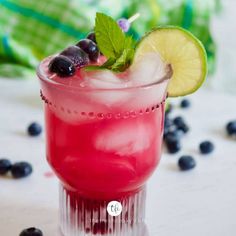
[134, 26, 208, 97]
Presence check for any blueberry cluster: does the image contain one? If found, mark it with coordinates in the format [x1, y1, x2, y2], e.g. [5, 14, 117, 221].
[164, 115, 189, 154]
[49, 32, 100, 77]
[0, 159, 33, 178]
[19, 227, 43, 236]
[164, 98, 215, 171]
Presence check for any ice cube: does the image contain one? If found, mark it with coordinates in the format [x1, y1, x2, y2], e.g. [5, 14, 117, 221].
[125, 52, 171, 110]
[82, 70, 132, 107]
[129, 52, 168, 86]
[94, 120, 153, 156]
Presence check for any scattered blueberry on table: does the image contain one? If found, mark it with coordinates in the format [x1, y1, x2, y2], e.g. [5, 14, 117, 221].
[180, 98, 190, 108]
[177, 122, 189, 134]
[19, 227, 43, 236]
[0, 158, 12, 175]
[226, 120, 236, 136]
[178, 155, 196, 171]
[173, 116, 185, 128]
[11, 162, 33, 179]
[165, 134, 181, 154]
[27, 122, 42, 137]
[199, 141, 214, 154]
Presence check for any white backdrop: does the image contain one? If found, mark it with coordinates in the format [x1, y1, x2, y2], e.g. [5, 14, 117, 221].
[210, 0, 236, 93]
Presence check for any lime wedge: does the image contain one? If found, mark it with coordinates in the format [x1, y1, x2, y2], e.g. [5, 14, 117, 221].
[134, 26, 207, 97]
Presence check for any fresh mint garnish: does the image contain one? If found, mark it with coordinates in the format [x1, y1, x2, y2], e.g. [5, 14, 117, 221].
[85, 12, 135, 72]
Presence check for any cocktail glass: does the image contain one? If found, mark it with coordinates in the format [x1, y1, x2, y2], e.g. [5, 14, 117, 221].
[37, 57, 169, 236]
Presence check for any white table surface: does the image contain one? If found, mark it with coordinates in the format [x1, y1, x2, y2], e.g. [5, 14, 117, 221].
[0, 78, 236, 236]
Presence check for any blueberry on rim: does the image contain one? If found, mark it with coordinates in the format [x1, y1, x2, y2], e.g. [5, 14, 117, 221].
[48, 55, 75, 77]
[60, 45, 89, 67]
[87, 31, 96, 43]
[77, 39, 100, 62]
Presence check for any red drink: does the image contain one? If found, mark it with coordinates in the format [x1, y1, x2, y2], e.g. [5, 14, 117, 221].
[38, 56, 169, 236]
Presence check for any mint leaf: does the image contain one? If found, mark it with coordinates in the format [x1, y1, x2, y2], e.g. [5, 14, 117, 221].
[95, 12, 125, 58]
[111, 48, 134, 72]
[91, 12, 136, 73]
[84, 58, 116, 71]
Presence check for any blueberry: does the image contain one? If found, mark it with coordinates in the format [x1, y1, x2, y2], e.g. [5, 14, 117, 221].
[178, 155, 196, 171]
[164, 117, 173, 129]
[27, 122, 42, 137]
[87, 31, 96, 43]
[165, 130, 182, 141]
[19, 227, 43, 236]
[60, 46, 89, 67]
[177, 123, 189, 134]
[117, 18, 130, 32]
[0, 159, 12, 175]
[226, 121, 236, 136]
[180, 99, 190, 108]
[199, 141, 214, 154]
[11, 162, 33, 178]
[76, 39, 100, 62]
[165, 134, 181, 154]
[173, 116, 185, 127]
[48, 55, 75, 77]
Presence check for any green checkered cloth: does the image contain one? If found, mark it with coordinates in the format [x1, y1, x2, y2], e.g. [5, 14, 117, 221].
[0, 0, 221, 78]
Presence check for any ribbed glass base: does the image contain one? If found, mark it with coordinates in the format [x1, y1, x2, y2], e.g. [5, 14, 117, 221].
[59, 185, 147, 236]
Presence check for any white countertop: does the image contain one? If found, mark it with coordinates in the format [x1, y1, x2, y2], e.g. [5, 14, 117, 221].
[0, 78, 236, 236]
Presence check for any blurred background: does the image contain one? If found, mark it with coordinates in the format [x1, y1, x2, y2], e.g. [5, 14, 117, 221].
[1, 0, 235, 92]
[0, 0, 223, 83]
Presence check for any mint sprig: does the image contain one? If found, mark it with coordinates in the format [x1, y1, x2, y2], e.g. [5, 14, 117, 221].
[85, 13, 135, 72]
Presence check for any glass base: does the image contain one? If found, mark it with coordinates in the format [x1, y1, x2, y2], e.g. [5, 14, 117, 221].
[59, 184, 147, 236]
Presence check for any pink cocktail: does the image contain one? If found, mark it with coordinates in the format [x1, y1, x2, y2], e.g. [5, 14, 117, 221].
[38, 55, 169, 236]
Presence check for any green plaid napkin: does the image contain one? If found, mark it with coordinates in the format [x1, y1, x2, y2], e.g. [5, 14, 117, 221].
[0, 0, 220, 78]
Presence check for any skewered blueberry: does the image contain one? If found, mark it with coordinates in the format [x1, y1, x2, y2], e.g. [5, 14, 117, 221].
[87, 31, 96, 43]
[226, 121, 236, 136]
[180, 99, 190, 108]
[199, 141, 214, 154]
[77, 39, 100, 62]
[11, 162, 33, 178]
[27, 122, 42, 137]
[19, 227, 43, 236]
[0, 159, 12, 175]
[178, 155, 196, 171]
[60, 46, 89, 67]
[49, 55, 75, 77]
